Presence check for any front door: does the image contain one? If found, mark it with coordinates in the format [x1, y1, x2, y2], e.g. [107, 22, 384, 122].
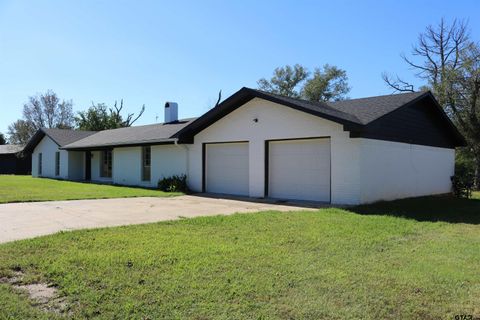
[85, 151, 91, 181]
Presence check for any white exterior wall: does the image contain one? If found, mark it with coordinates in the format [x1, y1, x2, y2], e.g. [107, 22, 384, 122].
[88, 145, 187, 187]
[187, 98, 362, 205]
[359, 139, 455, 203]
[151, 145, 188, 185]
[31, 136, 69, 179]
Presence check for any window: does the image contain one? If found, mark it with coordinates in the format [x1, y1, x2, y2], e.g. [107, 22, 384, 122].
[38, 153, 42, 175]
[55, 152, 60, 176]
[142, 146, 151, 181]
[100, 150, 112, 178]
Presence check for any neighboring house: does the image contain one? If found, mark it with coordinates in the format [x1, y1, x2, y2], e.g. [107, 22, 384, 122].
[24, 129, 96, 180]
[0, 145, 31, 175]
[25, 88, 465, 204]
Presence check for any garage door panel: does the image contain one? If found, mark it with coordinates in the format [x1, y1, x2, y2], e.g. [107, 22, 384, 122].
[206, 143, 249, 196]
[269, 138, 330, 202]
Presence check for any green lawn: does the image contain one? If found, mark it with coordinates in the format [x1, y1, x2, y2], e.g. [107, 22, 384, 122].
[0, 193, 479, 319]
[0, 175, 180, 203]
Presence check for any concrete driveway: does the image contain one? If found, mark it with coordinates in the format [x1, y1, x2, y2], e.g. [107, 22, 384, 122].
[0, 195, 316, 243]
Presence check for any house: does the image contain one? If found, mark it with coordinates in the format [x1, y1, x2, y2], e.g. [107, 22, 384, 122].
[0, 145, 31, 175]
[24, 129, 96, 179]
[25, 88, 465, 204]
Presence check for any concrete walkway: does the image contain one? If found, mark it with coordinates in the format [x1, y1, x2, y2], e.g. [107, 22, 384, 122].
[0, 195, 316, 243]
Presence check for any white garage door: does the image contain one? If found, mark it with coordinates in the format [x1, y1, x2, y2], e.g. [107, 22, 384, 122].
[268, 138, 331, 202]
[206, 142, 249, 196]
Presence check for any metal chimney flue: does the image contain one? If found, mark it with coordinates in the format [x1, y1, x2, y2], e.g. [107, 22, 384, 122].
[164, 102, 178, 123]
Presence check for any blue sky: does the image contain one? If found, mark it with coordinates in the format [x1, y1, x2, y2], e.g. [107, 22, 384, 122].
[0, 0, 479, 135]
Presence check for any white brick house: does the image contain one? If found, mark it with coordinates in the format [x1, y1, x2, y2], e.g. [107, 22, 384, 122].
[25, 88, 465, 205]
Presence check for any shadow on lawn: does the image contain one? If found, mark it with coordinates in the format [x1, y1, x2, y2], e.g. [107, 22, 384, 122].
[350, 194, 480, 224]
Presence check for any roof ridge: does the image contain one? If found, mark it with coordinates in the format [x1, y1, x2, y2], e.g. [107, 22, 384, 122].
[249, 87, 425, 104]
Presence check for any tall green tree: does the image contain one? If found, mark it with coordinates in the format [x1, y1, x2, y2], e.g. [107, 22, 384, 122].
[0, 132, 6, 145]
[383, 18, 480, 189]
[257, 64, 309, 98]
[302, 65, 350, 102]
[257, 64, 350, 101]
[76, 100, 145, 131]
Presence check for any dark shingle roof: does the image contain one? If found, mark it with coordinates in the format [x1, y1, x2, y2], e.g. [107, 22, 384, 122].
[248, 88, 426, 125]
[24, 128, 97, 153]
[42, 128, 97, 146]
[63, 118, 197, 150]
[0, 144, 24, 154]
[248, 89, 362, 124]
[175, 87, 465, 147]
[326, 91, 426, 124]
[25, 88, 464, 151]
[175, 88, 430, 141]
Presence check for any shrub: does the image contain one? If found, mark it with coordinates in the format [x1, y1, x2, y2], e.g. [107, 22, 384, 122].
[158, 175, 188, 193]
[451, 161, 474, 198]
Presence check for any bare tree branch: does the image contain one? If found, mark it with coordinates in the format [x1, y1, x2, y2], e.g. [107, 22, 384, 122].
[383, 18, 480, 188]
[215, 90, 222, 108]
[126, 105, 145, 126]
[381, 73, 415, 92]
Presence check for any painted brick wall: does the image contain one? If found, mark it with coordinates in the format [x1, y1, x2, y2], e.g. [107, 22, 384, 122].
[359, 139, 454, 203]
[187, 98, 362, 205]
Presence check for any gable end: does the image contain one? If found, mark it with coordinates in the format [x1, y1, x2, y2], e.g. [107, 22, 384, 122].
[350, 93, 465, 148]
[176, 87, 363, 143]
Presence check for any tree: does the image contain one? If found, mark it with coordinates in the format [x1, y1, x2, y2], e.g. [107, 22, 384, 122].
[0, 133, 6, 145]
[75, 103, 110, 131]
[257, 64, 350, 101]
[383, 18, 480, 189]
[7, 120, 36, 145]
[76, 100, 145, 131]
[22, 90, 74, 130]
[257, 64, 309, 98]
[302, 65, 350, 102]
[8, 90, 74, 144]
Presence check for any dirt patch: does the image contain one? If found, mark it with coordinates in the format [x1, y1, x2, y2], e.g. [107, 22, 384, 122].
[1, 269, 69, 315]
[0, 270, 23, 284]
[15, 283, 57, 303]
